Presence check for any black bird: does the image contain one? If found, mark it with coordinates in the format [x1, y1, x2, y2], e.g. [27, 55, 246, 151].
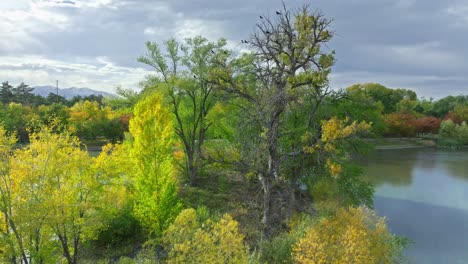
[266, 30, 271, 34]
[193, 75, 197, 79]
[259, 15, 264, 19]
[276, 11, 281, 15]
[211, 50, 215, 54]
[244, 40, 249, 43]
[241, 40, 245, 43]
[223, 51, 228, 54]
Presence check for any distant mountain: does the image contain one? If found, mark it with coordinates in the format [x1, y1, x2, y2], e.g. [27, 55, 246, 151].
[32, 86, 115, 99]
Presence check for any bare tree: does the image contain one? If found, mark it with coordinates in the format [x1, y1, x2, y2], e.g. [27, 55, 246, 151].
[210, 3, 335, 236]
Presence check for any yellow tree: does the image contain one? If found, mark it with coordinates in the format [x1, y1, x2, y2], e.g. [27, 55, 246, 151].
[0, 127, 34, 264]
[292, 207, 401, 264]
[164, 208, 249, 264]
[129, 91, 182, 238]
[0, 125, 121, 264]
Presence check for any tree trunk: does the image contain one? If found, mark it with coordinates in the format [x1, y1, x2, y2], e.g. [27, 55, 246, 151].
[187, 152, 197, 186]
[259, 173, 273, 237]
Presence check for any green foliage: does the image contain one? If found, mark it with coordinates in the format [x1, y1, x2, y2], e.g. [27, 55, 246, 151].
[396, 98, 417, 114]
[260, 214, 314, 264]
[347, 83, 417, 114]
[105, 86, 140, 113]
[438, 120, 468, 147]
[453, 105, 468, 122]
[129, 92, 182, 239]
[431, 95, 468, 118]
[325, 92, 386, 136]
[138, 36, 227, 186]
[310, 164, 374, 208]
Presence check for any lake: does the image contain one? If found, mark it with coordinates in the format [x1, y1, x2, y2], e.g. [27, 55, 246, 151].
[360, 147, 468, 264]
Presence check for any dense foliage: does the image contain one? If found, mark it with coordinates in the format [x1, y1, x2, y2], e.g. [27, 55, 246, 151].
[292, 207, 403, 264]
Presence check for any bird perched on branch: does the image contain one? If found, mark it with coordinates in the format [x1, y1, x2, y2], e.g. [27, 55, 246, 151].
[259, 15, 264, 19]
[193, 75, 197, 79]
[276, 11, 281, 15]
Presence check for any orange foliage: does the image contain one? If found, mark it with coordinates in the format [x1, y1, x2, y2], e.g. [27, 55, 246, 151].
[412, 116, 441, 135]
[383, 113, 416, 137]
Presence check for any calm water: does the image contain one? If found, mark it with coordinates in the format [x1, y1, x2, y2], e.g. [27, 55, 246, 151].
[360, 148, 468, 264]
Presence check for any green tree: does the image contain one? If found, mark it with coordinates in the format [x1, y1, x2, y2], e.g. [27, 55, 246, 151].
[46, 92, 67, 105]
[453, 105, 468, 122]
[396, 98, 417, 114]
[105, 86, 139, 113]
[347, 83, 417, 114]
[431, 95, 468, 118]
[138, 36, 225, 186]
[12, 82, 34, 105]
[0, 82, 14, 104]
[129, 91, 182, 238]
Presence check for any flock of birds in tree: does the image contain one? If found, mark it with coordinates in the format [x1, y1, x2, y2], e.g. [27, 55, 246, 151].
[194, 11, 282, 79]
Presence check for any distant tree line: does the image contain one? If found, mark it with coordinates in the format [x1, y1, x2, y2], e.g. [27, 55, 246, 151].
[0, 81, 136, 144]
[1, 81, 105, 107]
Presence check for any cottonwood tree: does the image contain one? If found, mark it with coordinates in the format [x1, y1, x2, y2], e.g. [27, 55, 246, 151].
[210, 4, 343, 235]
[138, 36, 226, 186]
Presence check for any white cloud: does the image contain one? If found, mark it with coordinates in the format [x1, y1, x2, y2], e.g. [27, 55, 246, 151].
[446, 3, 468, 22]
[0, 55, 151, 92]
[0, 1, 71, 52]
[174, 18, 224, 41]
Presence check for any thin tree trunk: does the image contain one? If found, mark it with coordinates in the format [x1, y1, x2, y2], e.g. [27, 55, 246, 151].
[259, 173, 272, 237]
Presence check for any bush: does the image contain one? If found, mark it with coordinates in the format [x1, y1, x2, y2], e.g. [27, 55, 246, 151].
[163, 208, 249, 264]
[438, 120, 468, 147]
[292, 207, 405, 264]
[260, 214, 314, 264]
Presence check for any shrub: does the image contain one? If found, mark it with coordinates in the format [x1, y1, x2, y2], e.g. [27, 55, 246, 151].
[292, 207, 405, 264]
[260, 214, 314, 264]
[438, 120, 468, 147]
[164, 208, 249, 264]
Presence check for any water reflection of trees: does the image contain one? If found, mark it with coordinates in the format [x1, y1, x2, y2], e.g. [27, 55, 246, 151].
[363, 162, 413, 186]
[360, 149, 420, 187]
[360, 148, 468, 187]
[440, 150, 468, 181]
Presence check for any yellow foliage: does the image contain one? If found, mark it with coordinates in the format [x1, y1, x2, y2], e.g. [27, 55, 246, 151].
[292, 207, 395, 264]
[306, 117, 370, 177]
[320, 117, 370, 151]
[129, 92, 182, 237]
[326, 158, 342, 178]
[0, 125, 125, 262]
[164, 208, 249, 264]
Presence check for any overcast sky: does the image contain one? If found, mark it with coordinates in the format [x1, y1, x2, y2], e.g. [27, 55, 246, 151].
[1, 0, 467, 98]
